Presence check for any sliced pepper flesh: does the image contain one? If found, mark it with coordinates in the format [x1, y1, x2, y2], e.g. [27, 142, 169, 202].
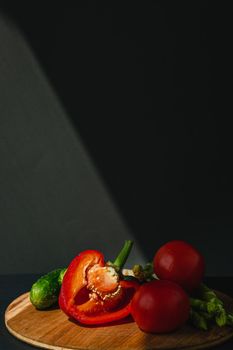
[59, 250, 139, 325]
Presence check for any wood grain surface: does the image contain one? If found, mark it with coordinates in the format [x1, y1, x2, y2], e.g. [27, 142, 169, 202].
[4, 291, 233, 350]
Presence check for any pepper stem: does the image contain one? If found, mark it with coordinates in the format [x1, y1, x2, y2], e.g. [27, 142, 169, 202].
[113, 240, 133, 270]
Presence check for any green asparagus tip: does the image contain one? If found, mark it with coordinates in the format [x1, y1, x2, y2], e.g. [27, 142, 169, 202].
[215, 310, 227, 327]
[227, 313, 233, 327]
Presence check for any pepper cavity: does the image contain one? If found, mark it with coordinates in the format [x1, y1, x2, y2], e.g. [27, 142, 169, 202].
[85, 264, 123, 311]
[59, 243, 139, 325]
[87, 265, 119, 295]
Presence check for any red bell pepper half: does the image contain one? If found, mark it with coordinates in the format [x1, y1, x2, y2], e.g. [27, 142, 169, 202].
[59, 241, 139, 325]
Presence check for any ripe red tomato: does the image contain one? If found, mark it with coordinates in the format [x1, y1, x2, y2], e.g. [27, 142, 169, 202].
[130, 279, 190, 333]
[153, 240, 205, 292]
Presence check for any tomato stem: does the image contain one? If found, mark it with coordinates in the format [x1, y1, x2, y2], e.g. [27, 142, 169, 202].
[113, 240, 133, 270]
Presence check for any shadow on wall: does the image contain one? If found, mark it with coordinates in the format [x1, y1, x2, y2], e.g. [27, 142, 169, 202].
[0, 13, 146, 274]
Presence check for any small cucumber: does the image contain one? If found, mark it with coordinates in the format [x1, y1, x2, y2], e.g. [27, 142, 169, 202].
[58, 268, 67, 285]
[30, 268, 67, 309]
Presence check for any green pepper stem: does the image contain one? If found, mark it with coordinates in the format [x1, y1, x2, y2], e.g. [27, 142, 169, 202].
[113, 240, 133, 270]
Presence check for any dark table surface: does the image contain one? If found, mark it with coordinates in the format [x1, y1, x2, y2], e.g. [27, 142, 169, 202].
[1, 275, 233, 350]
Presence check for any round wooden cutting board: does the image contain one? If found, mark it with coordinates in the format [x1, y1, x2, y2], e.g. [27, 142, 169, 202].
[5, 291, 233, 350]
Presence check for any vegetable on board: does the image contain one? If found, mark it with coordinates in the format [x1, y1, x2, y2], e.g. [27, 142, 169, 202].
[153, 240, 205, 292]
[30, 268, 67, 309]
[59, 240, 139, 325]
[29, 238, 233, 333]
[130, 279, 190, 333]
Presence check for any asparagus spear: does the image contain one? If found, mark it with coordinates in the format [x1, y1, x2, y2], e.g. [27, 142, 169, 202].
[227, 313, 233, 326]
[198, 283, 227, 327]
[199, 311, 214, 321]
[189, 309, 209, 330]
[198, 283, 223, 306]
[190, 298, 209, 313]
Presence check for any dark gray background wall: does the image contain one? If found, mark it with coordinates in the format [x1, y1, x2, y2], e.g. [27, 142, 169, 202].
[1, 2, 233, 275]
[0, 15, 145, 273]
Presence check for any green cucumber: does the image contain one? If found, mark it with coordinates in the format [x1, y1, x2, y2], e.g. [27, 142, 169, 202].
[58, 268, 67, 285]
[30, 268, 67, 309]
